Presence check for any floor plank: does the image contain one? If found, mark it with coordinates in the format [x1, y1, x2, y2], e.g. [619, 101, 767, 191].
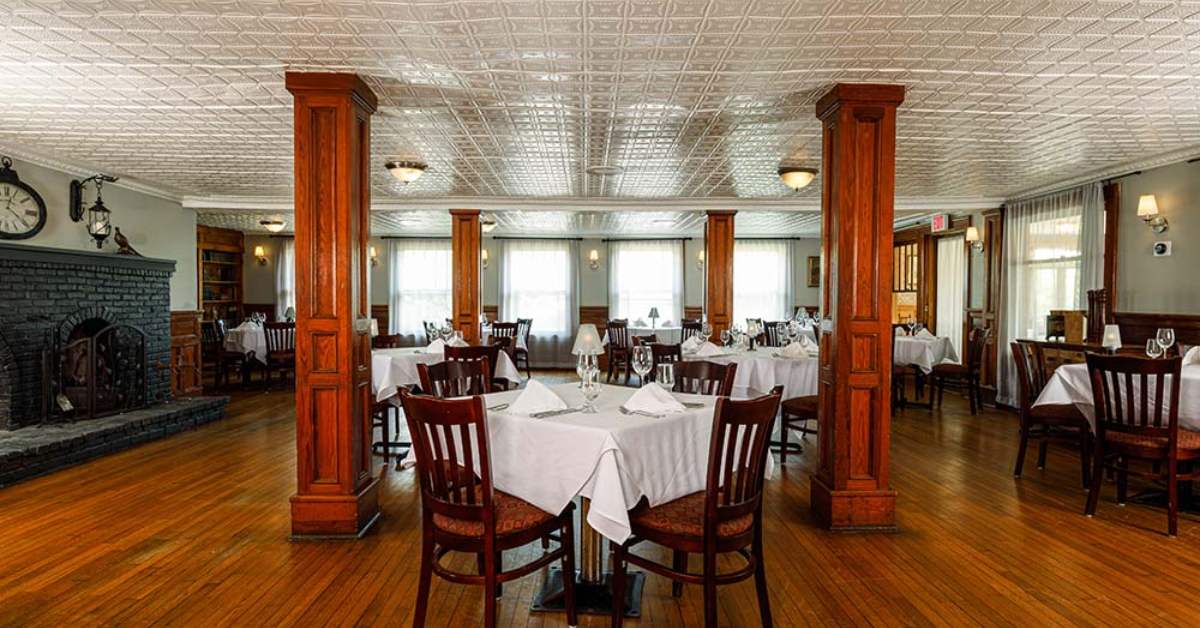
[1, 376, 1199, 626]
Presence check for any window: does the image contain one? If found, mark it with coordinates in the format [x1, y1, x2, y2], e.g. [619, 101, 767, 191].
[387, 239, 452, 342]
[500, 239, 578, 367]
[274, 239, 295, 321]
[733, 239, 793, 324]
[608, 240, 683, 324]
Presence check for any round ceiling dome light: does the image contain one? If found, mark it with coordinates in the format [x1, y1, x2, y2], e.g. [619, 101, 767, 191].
[586, 164, 624, 176]
[778, 166, 818, 191]
[386, 160, 427, 184]
[259, 218, 286, 233]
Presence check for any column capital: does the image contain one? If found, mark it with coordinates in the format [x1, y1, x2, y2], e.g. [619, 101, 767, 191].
[284, 72, 378, 112]
[815, 83, 905, 119]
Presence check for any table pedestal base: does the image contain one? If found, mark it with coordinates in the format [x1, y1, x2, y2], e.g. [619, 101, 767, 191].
[531, 568, 644, 617]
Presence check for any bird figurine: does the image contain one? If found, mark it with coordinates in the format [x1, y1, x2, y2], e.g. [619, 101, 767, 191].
[113, 227, 142, 256]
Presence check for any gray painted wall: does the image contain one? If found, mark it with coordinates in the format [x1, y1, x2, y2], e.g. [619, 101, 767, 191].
[1117, 160, 1200, 314]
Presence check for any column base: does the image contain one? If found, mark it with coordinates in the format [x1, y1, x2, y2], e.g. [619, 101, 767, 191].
[290, 478, 381, 539]
[810, 474, 897, 532]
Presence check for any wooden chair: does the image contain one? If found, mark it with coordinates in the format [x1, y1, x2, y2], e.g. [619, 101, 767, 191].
[423, 321, 440, 344]
[372, 333, 404, 349]
[606, 319, 632, 384]
[649, 343, 683, 383]
[632, 334, 658, 347]
[611, 390, 782, 628]
[1084, 354, 1199, 536]
[263, 322, 296, 385]
[763, 321, 787, 347]
[681, 319, 703, 342]
[399, 392, 577, 628]
[930, 327, 989, 414]
[779, 392, 818, 464]
[515, 318, 533, 378]
[673, 361, 737, 397]
[417, 359, 492, 398]
[202, 320, 249, 389]
[444, 344, 510, 390]
[1011, 341, 1091, 486]
[488, 322, 518, 353]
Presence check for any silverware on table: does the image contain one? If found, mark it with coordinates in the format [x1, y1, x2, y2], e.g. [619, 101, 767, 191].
[530, 407, 583, 419]
[618, 405, 664, 418]
[487, 403, 509, 412]
[679, 401, 705, 409]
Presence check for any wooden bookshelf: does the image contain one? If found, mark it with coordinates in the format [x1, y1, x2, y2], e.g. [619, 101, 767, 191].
[197, 225, 244, 323]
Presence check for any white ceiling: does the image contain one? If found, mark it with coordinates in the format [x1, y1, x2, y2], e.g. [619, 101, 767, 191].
[2, 0, 1200, 222]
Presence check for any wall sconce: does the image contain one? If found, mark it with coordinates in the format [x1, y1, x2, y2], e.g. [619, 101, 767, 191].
[69, 174, 119, 249]
[1137, 194, 1169, 233]
[481, 248, 489, 269]
[965, 226, 983, 251]
[369, 245, 379, 267]
[697, 249, 705, 269]
[588, 249, 600, 270]
[254, 245, 268, 265]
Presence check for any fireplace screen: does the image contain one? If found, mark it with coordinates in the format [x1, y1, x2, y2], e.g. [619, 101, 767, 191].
[46, 317, 147, 421]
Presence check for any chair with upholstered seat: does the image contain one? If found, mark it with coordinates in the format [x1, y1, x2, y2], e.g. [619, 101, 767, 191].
[1011, 341, 1091, 486]
[778, 394, 818, 464]
[514, 318, 533, 378]
[930, 327, 989, 414]
[263, 322, 296, 385]
[399, 392, 577, 627]
[203, 320, 250, 389]
[611, 389, 782, 628]
[1084, 353, 1200, 536]
[445, 344, 511, 390]
[606, 319, 632, 384]
[488, 321, 518, 354]
[681, 318, 702, 342]
[649, 343, 683, 383]
[417, 358, 492, 398]
[672, 360, 737, 397]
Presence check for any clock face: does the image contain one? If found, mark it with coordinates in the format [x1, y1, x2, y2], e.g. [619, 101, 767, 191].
[0, 180, 47, 239]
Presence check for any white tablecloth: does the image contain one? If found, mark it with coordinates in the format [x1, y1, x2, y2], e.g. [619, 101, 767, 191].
[371, 347, 523, 401]
[406, 383, 774, 544]
[684, 349, 819, 400]
[1034, 363, 1200, 432]
[223, 325, 267, 364]
[603, 326, 683, 345]
[894, 336, 959, 373]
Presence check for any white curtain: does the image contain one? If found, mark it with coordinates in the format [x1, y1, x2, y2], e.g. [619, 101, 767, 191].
[274, 239, 295, 321]
[733, 239, 794, 324]
[388, 239, 452, 345]
[499, 239, 579, 368]
[608, 240, 684, 325]
[935, 235, 966, 362]
[997, 182, 1105, 405]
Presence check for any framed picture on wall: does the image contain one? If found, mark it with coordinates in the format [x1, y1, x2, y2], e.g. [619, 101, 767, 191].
[807, 256, 820, 287]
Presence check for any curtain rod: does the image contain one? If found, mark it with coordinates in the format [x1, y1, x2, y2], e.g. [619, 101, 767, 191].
[601, 237, 692, 242]
[380, 236, 451, 240]
[492, 236, 582, 241]
[734, 237, 811, 241]
[267, 234, 294, 239]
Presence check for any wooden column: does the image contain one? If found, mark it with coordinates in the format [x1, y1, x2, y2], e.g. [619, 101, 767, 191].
[704, 210, 736, 337]
[811, 83, 905, 531]
[451, 209, 482, 344]
[286, 72, 380, 538]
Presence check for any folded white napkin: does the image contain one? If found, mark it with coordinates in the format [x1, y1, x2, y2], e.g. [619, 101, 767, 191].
[799, 334, 818, 352]
[661, 320, 673, 327]
[425, 338, 446, 353]
[508, 379, 568, 416]
[778, 342, 809, 359]
[916, 328, 935, 339]
[894, 327, 908, 337]
[447, 337, 469, 347]
[695, 342, 724, 357]
[623, 382, 686, 415]
[1183, 345, 1200, 366]
[681, 335, 703, 353]
[634, 318, 646, 327]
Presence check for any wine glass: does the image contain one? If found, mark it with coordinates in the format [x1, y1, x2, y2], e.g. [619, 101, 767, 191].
[1146, 338, 1164, 359]
[720, 329, 731, 347]
[580, 367, 601, 413]
[656, 362, 675, 391]
[700, 322, 712, 343]
[632, 346, 653, 385]
[1157, 328, 1176, 356]
[452, 330, 464, 344]
[440, 325, 453, 342]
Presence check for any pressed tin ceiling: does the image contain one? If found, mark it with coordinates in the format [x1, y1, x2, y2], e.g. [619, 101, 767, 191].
[0, 0, 1199, 212]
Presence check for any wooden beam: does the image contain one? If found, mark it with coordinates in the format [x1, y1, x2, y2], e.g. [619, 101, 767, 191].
[811, 83, 905, 531]
[285, 72, 380, 539]
[450, 209, 482, 344]
[704, 210, 736, 337]
[1102, 182, 1120, 321]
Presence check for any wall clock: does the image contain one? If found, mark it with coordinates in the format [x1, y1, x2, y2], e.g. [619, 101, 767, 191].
[0, 156, 47, 240]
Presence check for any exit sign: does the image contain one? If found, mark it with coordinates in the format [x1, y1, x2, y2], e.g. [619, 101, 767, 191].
[930, 214, 951, 232]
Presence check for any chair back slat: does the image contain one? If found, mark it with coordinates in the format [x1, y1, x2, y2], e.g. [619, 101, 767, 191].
[1010, 341, 1044, 414]
[1086, 353, 1182, 443]
[516, 318, 533, 345]
[704, 390, 782, 529]
[423, 321, 440, 344]
[681, 319, 702, 341]
[673, 360, 737, 397]
[763, 322, 787, 348]
[607, 320, 629, 348]
[490, 322, 518, 340]
[445, 344, 502, 382]
[264, 322, 295, 354]
[418, 359, 492, 398]
[401, 392, 494, 524]
[650, 343, 683, 381]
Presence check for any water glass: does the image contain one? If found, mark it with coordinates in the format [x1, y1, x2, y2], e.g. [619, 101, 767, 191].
[656, 362, 675, 390]
[720, 329, 732, 347]
[1157, 328, 1176, 355]
[632, 346, 653, 384]
[1146, 338, 1164, 359]
[580, 367, 601, 413]
[700, 322, 712, 343]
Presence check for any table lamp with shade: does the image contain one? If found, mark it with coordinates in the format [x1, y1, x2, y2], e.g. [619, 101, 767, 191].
[284, 306, 296, 323]
[572, 323, 604, 376]
[1102, 324, 1122, 353]
[648, 307, 660, 330]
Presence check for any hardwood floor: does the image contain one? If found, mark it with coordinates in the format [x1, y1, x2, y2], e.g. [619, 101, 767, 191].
[1, 376, 1199, 626]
